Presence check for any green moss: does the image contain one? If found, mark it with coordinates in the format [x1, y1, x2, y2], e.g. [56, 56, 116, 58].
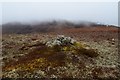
[73, 42, 85, 48]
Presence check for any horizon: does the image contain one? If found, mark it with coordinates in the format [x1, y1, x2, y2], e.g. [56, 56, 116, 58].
[2, 20, 118, 27]
[1, 2, 118, 26]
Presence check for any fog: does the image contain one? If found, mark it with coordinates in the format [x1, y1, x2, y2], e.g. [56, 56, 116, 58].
[2, 2, 118, 26]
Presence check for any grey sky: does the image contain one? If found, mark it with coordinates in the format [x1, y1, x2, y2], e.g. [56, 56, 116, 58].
[2, 2, 118, 25]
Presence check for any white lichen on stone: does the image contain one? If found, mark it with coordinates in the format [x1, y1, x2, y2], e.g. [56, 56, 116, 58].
[46, 35, 76, 47]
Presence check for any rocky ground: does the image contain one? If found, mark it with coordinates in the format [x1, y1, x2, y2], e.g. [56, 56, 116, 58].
[1, 27, 120, 79]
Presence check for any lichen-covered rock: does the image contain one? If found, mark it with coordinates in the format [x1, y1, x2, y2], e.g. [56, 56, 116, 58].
[46, 35, 76, 47]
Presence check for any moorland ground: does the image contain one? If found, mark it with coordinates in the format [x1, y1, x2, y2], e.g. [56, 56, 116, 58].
[2, 25, 120, 79]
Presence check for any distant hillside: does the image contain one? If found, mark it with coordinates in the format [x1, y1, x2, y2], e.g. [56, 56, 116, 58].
[2, 21, 117, 34]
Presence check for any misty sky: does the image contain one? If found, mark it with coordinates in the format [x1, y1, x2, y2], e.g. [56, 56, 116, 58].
[2, 2, 118, 25]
